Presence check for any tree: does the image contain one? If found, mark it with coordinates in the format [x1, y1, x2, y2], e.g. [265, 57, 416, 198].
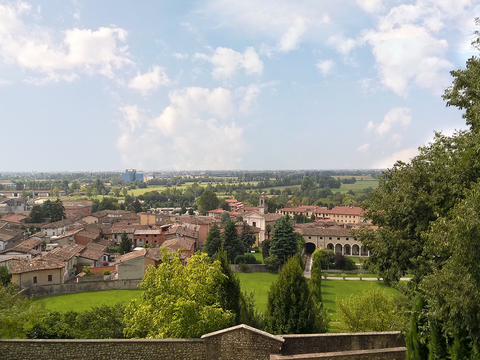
[203, 223, 222, 258]
[266, 255, 315, 334]
[217, 247, 242, 324]
[309, 255, 330, 333]
[0, 284, 46, 338]
[121, 188, 128, 197]
[197, 190, 219, 215]
[133, 199, 142, 213]
[113, 188, 121, 197]
[27, 205, 45, 223]
[312, 248, 335, 270]
[0, 266, 11, 287]
[269, 215, 299, 264]
[265, 224, 272, 239]
[222, 220, 244, 263]
[238, 222, 256, 252]
[336, 286, 406, 333]
[91, 188, 99, 197]
[220, 211, 230, 225]
[123, 251, 235, 338]
[119, 231, 132, 254]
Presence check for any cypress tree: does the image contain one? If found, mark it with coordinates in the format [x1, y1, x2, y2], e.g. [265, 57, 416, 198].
[266, 254, 315, 334]
[223, 220, 244, 263]
[309, 254, 322, 303]
[203, 223, 222, 258]
[406, 296, 428, 360]
[119, 231, 132, 254]
[270, 216, 298, 264]
[217, 246, 242, 324]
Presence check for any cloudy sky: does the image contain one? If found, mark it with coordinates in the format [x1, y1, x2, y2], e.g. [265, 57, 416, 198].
[1, 0, 479, 172]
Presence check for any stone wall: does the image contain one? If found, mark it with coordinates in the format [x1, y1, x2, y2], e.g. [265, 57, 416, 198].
[18, 279, 142, 298]
[280, 332, 405, 355]
[0, 327, 406, 360]
[0, 339, 205, 360]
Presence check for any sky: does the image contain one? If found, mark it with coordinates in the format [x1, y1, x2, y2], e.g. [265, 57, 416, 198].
[0, 0, 479, 172]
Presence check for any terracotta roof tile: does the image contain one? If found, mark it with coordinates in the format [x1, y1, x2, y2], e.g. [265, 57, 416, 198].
[8, 257, 64, 274]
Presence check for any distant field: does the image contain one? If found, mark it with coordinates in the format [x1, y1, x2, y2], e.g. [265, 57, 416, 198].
[333, 180, 378, 194]
[335, 176, 377, 180]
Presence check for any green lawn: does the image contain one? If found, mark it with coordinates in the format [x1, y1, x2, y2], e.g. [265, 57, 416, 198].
[34, 275, 401, 327]
[34, 289, 143, 313]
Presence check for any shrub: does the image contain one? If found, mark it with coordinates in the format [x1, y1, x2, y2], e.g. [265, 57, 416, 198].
[358, 273, 363, 281]
[312, 248, 335, 269]
[102, 270, 111, 275]
[335, 253, 346, 269]
[83, 266, 94, 276]
[341, 273, 347, 280]
[344, 257, 357, 270]
[234, 254, 258, 264]
[323, 273, 329, 280]
[101, 261, 109, 267]
[264, 255, 281, 271]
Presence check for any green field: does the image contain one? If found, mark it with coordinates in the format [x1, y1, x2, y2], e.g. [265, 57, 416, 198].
[334, 180, 379, 194]
[34, 289, 143, 313]
[34, 274, 400, 323]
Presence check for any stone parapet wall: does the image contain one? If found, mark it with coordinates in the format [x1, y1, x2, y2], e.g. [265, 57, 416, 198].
[270, 347, 407, 360]
[18, 279, 142, 298]
[0, 339, 205, 360]
[0, 327, 406, 360]
[280, 332, 405, 356]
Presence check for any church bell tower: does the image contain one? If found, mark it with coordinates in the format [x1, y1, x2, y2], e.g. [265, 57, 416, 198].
[259, 192, 268, 215]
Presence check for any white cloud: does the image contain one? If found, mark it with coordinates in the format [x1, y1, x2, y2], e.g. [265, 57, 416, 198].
[195, 46, 263, 79]
[327, 34, 360, 56]
[117, 87, 246, 170]
[356, 143, 370, 152]
[374, 147, 419, 168]
[356, 0, 383, 13]
[128, 66, 170, 95]
[0, 2, 132, 82]
[172, 52, 188, 60]
[367, 107, 411, 135]
[361, 0, 479, 97]
[238, 84, 261, 114]
[316, 59, 335, 77]
[277, 16, 307, 52]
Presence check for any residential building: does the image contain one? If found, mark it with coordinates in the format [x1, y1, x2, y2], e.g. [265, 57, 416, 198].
[0, 227, 27, 251]
[9, 257, 65, 288]
[0, 237, 42, 260]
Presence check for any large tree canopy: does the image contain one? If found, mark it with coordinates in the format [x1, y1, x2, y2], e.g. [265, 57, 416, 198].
[269, 215, 299, 264]
[123, 251, 234, 339]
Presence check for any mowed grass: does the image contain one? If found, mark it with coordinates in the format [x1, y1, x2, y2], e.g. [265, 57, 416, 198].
[34, 289, 143, 313]
[333, 180, 379, 194]
[236, 273, 400, 321]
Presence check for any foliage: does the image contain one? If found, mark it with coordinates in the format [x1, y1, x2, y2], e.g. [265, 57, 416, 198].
[223, 220, 244, 263]
[123, 251, 235, 339]
[102, 270, 111, 275]
[420, 182, 480, 352]
[82, 266, 94, 276]
[0, 284, 47, 338]
[234, 254, 258, 264]
[220, 211, 230, 225]
[336, 286, 406, 332]
[264, 254, 281, 271]
[0, 266, 11, 287]
[203, 223, 222, 258]
[27, 205, 45, 223]
[197, 190, 219, 215]
[266, 255, 316, 334]
[269, 215, 299, 264]
[406, 296, 429, 360]
[312, 248, 336, 270]
[309, 254, 330, 333]
[217, 248, 242, 324]
[238, 222, 256, 252]
[119, 231, 132, 254]
[262, 239, 270, 259]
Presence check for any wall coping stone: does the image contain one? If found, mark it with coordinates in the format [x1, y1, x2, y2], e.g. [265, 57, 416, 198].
[281, 331, 402, 339]
[270, 346, 407, 359]
[0, 338, 204, 344]
[202, 323, 285, 344]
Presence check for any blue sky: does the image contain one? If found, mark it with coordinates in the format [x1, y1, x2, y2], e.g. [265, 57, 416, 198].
[1, 0, 479, 172]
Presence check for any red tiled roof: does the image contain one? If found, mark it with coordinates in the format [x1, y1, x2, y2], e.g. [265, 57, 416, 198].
[8, 257, 64, 274]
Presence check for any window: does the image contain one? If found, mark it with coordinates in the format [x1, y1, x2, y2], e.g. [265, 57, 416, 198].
[337, 237, 340, 240]
[33, 276, 37, 284]
[252, 221, 256, 227]
[346, 237, 349, 240]
[308, 236, 311, 239]
[48, 275, 53, 282]
[329, 237, 332, 240]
